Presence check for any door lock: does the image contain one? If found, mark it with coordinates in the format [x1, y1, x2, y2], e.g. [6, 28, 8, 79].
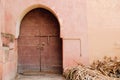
[37, 46, 40, 49]
[37, 42, 45, 50]
[41, 42, 45, 46]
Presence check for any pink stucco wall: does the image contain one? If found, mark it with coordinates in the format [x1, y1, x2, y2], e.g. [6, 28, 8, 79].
[87, 0, 120, 63]
[0, 0, 88, 80]
[1, 0, 120, 80]
[0, 1, 3, 80]
[3, 0, 88, 62]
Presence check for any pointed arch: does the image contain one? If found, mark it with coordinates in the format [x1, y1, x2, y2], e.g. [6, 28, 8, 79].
[16, 4, 61, 38]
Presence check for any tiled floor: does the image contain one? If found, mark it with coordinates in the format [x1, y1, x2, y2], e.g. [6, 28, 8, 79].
[16, 73, 66, 80]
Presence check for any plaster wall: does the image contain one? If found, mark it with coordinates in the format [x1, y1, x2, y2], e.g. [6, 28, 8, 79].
[0, 0, 88, 80]
[0, 1, 4, 80]
[3, 0, 88, 65]
[1, 0, 120, 80]
[87, 0, 120, 63]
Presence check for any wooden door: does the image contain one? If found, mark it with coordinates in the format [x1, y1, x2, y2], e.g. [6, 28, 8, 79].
[18, 8, 62, 74]
[40, 37, 62, 73]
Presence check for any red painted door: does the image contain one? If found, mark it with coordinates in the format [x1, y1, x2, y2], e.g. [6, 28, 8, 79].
[18, 8, 62, 74]
[40, 37, 62, 73]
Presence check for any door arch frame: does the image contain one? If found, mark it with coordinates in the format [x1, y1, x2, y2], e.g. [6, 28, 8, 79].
[15, 4, 62, 38]
[16, 4, 63, 73]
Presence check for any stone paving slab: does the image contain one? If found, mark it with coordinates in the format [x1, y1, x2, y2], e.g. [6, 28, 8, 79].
[16, 73, 66, 80]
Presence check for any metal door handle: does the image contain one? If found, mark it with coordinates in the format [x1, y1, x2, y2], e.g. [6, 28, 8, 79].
[37, 42, 45, 50]
[37, 46, 44, 49]
[40, 42, 45, 50]
[37, 46, 40, 49]
[41, 42, 45, 46]
[37, 44, 41, 49]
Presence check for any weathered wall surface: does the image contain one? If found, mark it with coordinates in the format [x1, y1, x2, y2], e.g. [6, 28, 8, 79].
[87, 0, 120, 63]
[0, 0, 88, 80]
[4, 0, 88, 66]
[0, 1, 4, 80]
[1, 0, 120, 80]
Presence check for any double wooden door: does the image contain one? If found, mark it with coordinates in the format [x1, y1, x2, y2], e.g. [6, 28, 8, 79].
[18, 8, 62, 74]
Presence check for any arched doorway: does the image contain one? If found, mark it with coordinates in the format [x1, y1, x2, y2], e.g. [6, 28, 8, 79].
[18, 8, 62, 74]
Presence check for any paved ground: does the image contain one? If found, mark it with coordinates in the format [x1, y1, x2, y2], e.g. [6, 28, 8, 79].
[15, 73, 66, 80]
